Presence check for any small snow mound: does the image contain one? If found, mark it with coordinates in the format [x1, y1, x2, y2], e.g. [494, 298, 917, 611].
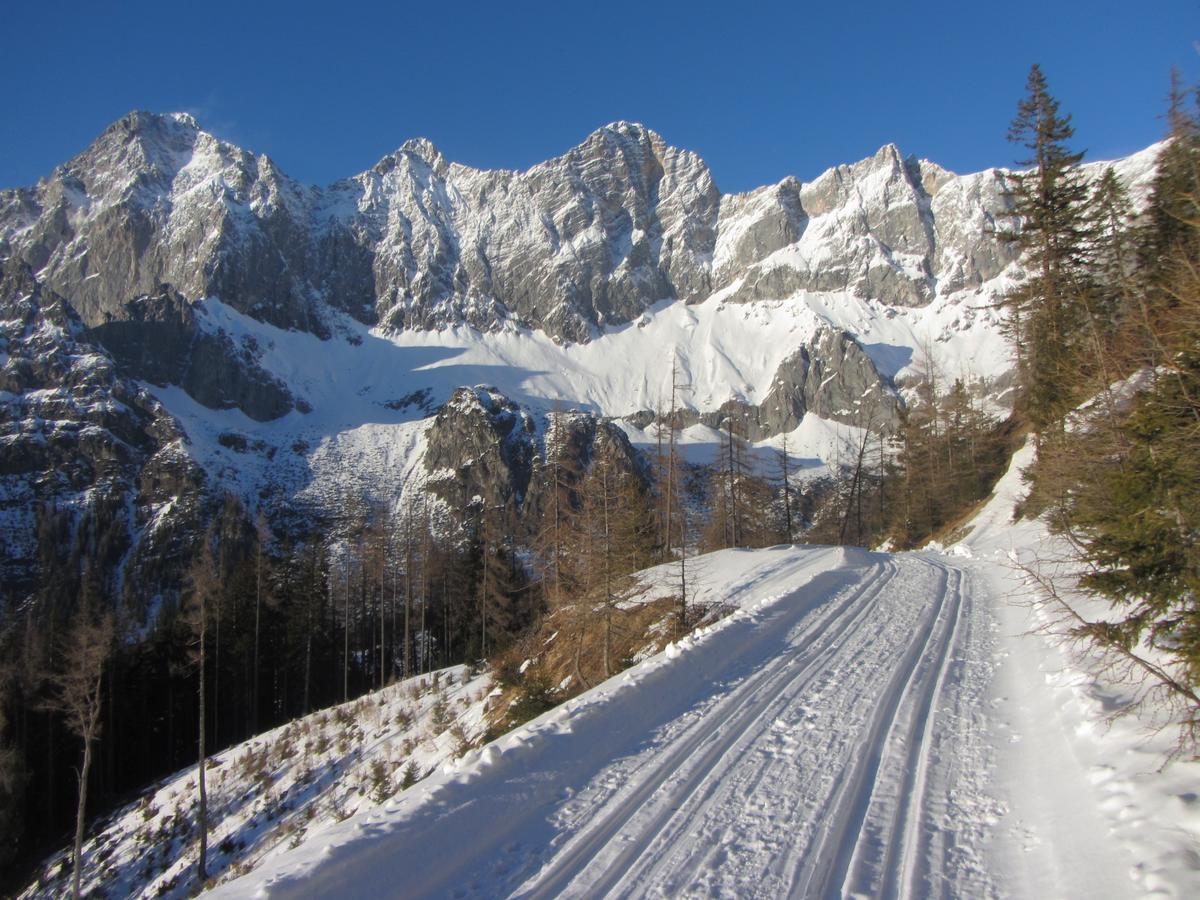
[840, 545, 875, 568]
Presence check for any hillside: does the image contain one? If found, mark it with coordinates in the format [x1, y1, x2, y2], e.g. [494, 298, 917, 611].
[21, 445, 1200, 897]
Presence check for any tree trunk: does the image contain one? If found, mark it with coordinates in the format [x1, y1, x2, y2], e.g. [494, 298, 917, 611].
[197, 592, 208, 885]
[253, 550, 261, 735]
[70, 734, 92, 900]
[405, 520, 413, 679]
[343, 572, 350, 703]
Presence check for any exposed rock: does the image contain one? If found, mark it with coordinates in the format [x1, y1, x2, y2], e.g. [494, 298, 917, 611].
[85, 286, 294, 421]
[650, 326, 899, 440]
[0, 112, 1074, 346]
[423, 389, 648, 527]
[717, 145, 954, 308]
[0, 112, 333, 334]
[0, 259, 207, 613]
[423, 387, 538, 515]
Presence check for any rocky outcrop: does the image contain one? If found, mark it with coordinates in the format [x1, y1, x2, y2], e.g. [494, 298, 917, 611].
[717, 145, 967, 308]
[639, 326, 900, 439]
[0, 259, 207, 612]
[423, 387, 538, 514]
[86, 286, 294, 421]
[422, 388, 647, 524]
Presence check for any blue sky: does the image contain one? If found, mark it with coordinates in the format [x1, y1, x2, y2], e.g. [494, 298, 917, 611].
[2, 1, 1195, 193]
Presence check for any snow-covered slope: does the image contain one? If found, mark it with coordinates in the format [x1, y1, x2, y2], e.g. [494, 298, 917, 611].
[21, 440, 1200, 897]
[195, 531, 1200, 898]
[21, 665, 498, 899]
[942, 442, 1200, 897]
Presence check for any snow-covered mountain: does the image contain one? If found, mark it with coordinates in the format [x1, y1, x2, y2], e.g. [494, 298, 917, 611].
[0, 113, 1163, 602]
[0, 113, 1027, 343]
[5, 118, 1193, 897]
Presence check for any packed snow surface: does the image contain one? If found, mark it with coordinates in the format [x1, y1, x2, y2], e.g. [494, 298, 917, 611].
[213, 526, 1200, 897]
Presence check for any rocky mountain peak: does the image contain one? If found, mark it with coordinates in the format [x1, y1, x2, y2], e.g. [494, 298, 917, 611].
[397, 137, 448, 172]
[587, 120, 666, 151]
[67, 110, 203, 195]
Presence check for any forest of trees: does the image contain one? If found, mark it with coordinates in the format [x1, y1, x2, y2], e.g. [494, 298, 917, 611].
[1, 62, 1197, 891]
[1000, 66, 1200, 750]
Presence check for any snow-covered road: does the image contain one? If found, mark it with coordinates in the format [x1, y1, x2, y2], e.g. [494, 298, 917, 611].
[517, 554, 970, 900]
[223, 546, 1113, 899]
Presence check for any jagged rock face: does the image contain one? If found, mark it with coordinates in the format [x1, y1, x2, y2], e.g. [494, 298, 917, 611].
[1, 113, 1022, 346]
[757, 326, 901, 433]
[928, 167, 1015, 294]
[330, 123, 720, 343]
[523, 410, 649, 521]
[0, 113, 338, 334]
[423, 390, 647, 526]
[713, 144, 1016, 308]
[86, 287, 294, 422]
[0, 110, 1064, 447]
[0, 260, 207, 611]
[423, 387, 539, 514]
[657, 326, 900, 439]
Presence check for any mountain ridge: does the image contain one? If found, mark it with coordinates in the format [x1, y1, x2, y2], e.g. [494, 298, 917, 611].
[2, 110, 1081, 346]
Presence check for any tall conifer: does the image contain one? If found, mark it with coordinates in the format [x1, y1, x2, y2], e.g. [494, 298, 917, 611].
[1002, 64, 1093, 433]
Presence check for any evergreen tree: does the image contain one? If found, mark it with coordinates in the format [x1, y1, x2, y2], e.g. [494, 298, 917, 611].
[1063, 95, 1200, 732]
[1002, 64, 1094, 434]
[1029, 74, 1200, 747]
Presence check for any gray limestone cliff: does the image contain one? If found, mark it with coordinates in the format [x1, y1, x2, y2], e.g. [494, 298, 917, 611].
[0, 259, 208, 611]
[423, 388, 647, 527]
[0, 113, 1027, 348]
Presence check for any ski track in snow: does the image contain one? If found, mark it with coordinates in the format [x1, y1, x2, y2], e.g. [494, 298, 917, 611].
[219, 549, 1039, 900]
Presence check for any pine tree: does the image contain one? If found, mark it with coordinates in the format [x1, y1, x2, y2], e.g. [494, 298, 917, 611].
[1024, 74, 1200, 748]
[1081, 166, 1137, 390]
[1002, 64, 1094, 434]
[1064, 96, 1200, 731]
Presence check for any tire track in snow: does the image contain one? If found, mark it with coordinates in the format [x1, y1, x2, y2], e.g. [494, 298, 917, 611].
[788, 557, 964, 900]
[613, 561, 909, 898]
[513, 560, 901, 900]
[839, 559, 967, 899]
